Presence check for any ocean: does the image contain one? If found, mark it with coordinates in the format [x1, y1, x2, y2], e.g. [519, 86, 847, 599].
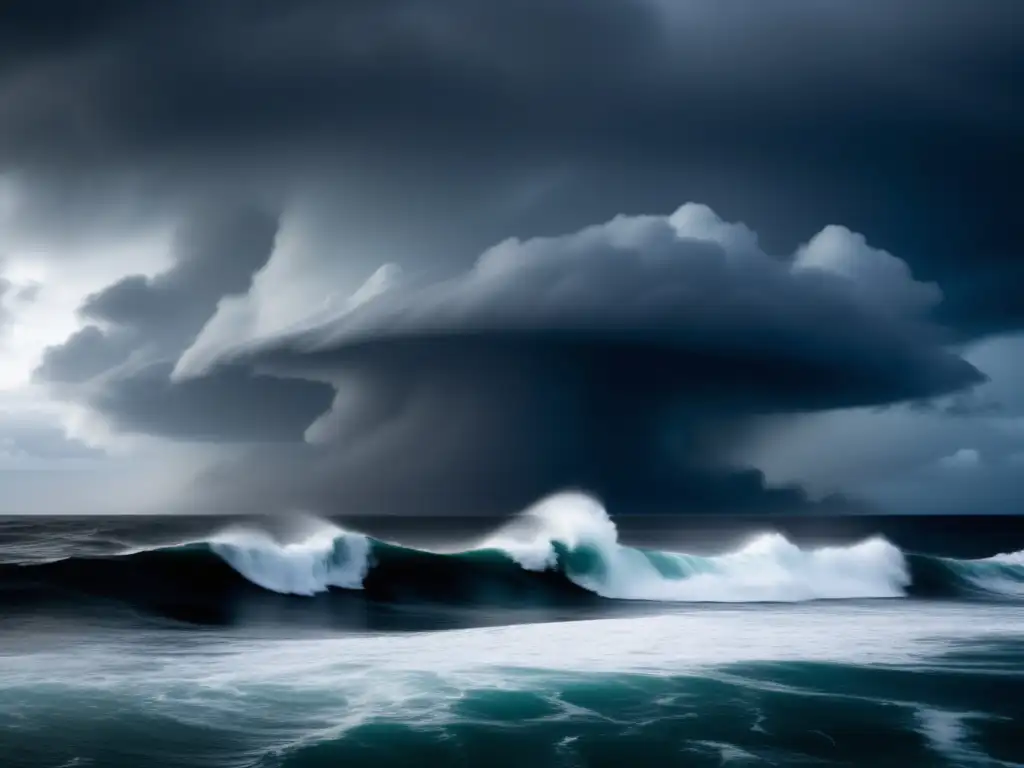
[1, 493, 1023, 768]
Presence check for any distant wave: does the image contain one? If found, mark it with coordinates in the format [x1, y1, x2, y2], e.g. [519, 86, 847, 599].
[910, 548, 1024, 599]
[5, 494, 1023, 622]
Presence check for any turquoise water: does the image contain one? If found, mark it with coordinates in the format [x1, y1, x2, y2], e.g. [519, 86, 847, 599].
[3, 499, 1024, 767]
[2, 603, 1023, 767]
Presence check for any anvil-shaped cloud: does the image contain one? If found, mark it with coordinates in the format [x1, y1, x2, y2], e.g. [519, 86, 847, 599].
[162, 204, 982, 515]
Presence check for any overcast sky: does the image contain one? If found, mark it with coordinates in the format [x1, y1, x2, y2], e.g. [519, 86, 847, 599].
[0, 0, 1021, 515]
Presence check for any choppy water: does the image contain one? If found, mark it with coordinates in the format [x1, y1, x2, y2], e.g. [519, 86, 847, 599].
[2, 493, 1023, 767]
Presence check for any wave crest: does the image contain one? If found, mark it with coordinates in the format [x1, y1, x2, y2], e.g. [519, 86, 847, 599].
[484, 492, 910, 602]
[930, 550, 1024, 598]
[7, 494, 1023, 619]
[183, 494, 1024, 603]
[209, 519, 371, 596]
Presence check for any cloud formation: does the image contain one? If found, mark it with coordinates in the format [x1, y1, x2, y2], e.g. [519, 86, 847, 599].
[0, 1, 1017, 515]
[938, 448, 982, 470]
[742, 331, 1024, 515]
[181, 203, 978, 409]
[1, 0, 1020, 336]
[170, 204, 981, 515]
[34, 207, 335, 444]
[2, 1, 1018, 169]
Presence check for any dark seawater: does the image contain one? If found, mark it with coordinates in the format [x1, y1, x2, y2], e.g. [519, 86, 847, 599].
[2, 494, 1023, 767]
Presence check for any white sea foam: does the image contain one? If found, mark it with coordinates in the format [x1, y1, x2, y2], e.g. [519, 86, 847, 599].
[6, 604, 1022, 687]
[198, 493, 1019, 603]
[209, 519, 371, 596]
[2, 602, 1021, 762]
[984, 549, 1024, 566]
[944, 548, 1024, 598]
[486, 492, 910, 602]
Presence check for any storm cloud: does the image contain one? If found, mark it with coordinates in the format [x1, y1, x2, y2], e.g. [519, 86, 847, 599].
[0, 0, 1019, 515]
[34, 207, 335, 443]
[181, 203, 979, 408]
[2, 0, 1021, 331]
[172, 204, 982, 515]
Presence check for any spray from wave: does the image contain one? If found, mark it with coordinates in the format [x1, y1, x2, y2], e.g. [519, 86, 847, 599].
[209, 514, 372, 596]
[483, 493, 911, 602]
[5, 493, 1023, 616]
[201, 493, 912, 602]
[189, 493, 1024, 602]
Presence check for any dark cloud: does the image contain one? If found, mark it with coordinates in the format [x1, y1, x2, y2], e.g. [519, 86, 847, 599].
[0, 419, 101, 462]
[35, 326, 134, 384]
[2, 1, 1018, 514]
[80, 206, 278, 348]
[2, 0, 1019, 166]
[35, 206, 277, 383]
[33, 206, 335, 443]
[0, 0, 1020, 333]
[89, 362, 332, 444]
[176, 205, 981, 515]
[740, 333, 1024, 515]
[908, 392, 1005, 418]
[195, 442, 876, 518]
[186, 205, 980, 410]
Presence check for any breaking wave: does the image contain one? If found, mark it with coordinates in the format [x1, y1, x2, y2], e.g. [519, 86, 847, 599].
[209, 521, 371, 596]
[483, 493, 910, 601]
[913, 549, 1024, 599]
[3, 493, 1023, 626]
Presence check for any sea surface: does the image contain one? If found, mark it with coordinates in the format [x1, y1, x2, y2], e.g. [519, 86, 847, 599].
[1, 493, 1023, 767]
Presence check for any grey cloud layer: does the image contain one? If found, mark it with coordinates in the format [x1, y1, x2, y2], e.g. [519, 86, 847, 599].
[2, 1, 1018, 166]
[171, 204, 981, 515]
[182, 204, 980, 410]
[34, 208, 334, 443]
[2, 0, 1019, 514]
[1, 0, 1020, 334]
